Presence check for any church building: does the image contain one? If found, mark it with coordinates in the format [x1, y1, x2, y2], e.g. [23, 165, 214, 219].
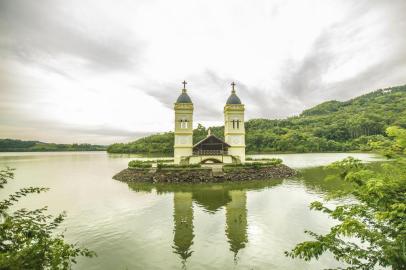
[173, 81, 245, 164]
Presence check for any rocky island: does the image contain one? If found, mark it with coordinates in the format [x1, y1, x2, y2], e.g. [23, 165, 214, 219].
[113, 158, 296, 184]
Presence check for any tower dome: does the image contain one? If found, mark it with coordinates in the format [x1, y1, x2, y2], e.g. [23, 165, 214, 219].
[176, 81, 192, 103]
[176, 89, 192, 103]
[226, 82, 242, 104]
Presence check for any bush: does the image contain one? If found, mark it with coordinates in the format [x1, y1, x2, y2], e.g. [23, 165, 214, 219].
[224, 158, 283, 168]
[157, 163, 201, 169]
[128, 160, 153, 168]
[247, 158, 283, 165]
[156, 159, 174, 163]
[0, 168, 95, 268]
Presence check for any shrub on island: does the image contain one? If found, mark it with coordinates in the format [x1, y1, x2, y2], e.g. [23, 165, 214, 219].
[128, 160, 153, 169]
[155, 159, 174, 163]
[157, 163, 202, 169]
[246, 157, 283, 163]
[224, 158, 283, 169]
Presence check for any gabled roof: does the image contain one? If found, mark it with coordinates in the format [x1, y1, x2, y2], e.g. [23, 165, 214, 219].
[193, 134, 230, 148]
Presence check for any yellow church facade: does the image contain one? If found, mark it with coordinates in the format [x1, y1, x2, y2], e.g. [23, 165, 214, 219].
[174, 81, 246, 165]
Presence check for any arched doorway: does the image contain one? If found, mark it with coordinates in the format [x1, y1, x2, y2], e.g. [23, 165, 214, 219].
[200, 158, 223, 164]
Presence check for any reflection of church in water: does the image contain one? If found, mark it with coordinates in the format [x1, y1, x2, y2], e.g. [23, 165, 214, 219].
[172, 189, 248, 262]
[128, 180, 282, 265]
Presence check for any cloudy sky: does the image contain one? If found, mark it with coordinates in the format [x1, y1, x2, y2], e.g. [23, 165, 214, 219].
[0, 0, 405, 144]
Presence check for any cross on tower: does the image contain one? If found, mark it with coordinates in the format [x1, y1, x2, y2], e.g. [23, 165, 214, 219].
[182, 80, 187, 89]
[231, 82, 236, 91]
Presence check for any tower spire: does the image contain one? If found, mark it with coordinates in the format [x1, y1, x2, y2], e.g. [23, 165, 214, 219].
[231, 82, 236, 94]
[182, 80, 187, 93]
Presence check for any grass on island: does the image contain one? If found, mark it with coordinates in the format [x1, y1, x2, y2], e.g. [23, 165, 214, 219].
[127, 157, 283, 171]
[128, 160, 202, 170]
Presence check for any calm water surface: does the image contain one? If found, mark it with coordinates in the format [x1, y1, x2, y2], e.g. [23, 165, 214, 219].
[0, 152, 381, 269]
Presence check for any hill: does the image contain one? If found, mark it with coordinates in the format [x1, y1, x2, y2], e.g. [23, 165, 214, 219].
[0, 139, 106, 152]
[107, 84, 406, 154]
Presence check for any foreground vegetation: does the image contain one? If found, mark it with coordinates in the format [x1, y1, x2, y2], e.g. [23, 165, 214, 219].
[108, 84, 406, 154]
[286, 126, 406, 270]
[0, 139, 106, 152]
[0, 168, 94, 268]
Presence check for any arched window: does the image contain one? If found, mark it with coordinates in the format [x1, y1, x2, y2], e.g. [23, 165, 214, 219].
[232, 118, 240, 129]
[180, 118, 188, 129]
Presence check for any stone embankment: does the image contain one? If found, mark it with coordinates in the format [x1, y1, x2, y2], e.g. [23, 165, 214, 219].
[113, 164, 296, 184]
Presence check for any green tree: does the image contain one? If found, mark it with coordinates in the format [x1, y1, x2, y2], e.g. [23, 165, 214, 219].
[0, 168, 95, 269]
[387, 126, 406, 153]
[286, 127, 406, 270]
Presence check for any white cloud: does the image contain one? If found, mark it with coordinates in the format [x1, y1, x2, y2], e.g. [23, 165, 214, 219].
[0, 0, 405, 143]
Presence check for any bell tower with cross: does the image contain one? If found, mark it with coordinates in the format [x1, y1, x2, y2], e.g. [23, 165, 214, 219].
[174, 81, 194, 164]
[224, 82, 246, 162]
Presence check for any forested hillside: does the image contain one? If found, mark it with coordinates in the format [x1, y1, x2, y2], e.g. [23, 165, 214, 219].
[0, 139, 106, 152]
[107, 84, 406, 154]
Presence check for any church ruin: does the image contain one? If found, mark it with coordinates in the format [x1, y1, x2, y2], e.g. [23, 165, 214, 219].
[173, 81, 246, 164]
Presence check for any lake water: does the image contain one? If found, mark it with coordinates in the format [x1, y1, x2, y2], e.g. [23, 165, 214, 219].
[0, 152, 381, 269]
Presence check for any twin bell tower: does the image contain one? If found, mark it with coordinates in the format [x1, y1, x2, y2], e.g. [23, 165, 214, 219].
[173, 81, 246, 164]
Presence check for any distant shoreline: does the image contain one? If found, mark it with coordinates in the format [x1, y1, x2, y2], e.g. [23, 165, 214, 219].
[0, 138, 107, 152]
[0, 150, 376, 155]
[0, 149, 106, 153]
[106, 150, 376, 155]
